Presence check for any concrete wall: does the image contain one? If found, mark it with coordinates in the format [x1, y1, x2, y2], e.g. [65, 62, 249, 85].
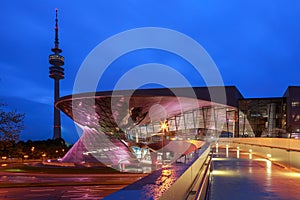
[159, 145, 210, 200]
[218, 138, 300, 169]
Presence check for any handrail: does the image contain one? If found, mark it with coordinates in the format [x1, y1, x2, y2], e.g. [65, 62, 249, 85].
[185, 153, 212, 200]
[194, 155, 212, 200]
[231, 141, 300, 152]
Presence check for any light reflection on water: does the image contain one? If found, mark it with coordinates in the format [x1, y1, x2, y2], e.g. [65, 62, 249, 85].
[141, 166, 177, 200]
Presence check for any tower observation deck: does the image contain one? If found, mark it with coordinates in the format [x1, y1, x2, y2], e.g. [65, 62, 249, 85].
[49, 9, 64, 139]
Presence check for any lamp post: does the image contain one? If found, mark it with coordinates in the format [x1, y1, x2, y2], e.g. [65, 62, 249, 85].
[31, 146, 35, 158]
[42, 153, 47, 161]
[160, 120, 169, 166]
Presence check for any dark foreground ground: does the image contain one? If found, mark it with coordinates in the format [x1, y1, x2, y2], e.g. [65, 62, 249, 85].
[0, 162, 147, 199]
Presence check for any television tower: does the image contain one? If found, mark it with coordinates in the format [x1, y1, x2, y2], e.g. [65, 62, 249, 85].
[49, 9, 64, 139]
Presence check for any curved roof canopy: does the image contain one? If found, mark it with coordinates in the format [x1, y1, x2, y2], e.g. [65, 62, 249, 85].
[56, 87, 241, 134]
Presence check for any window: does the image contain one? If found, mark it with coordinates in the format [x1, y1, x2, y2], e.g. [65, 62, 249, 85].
[292, 101, 300, 107]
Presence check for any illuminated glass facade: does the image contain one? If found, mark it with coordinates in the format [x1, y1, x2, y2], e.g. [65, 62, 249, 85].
[238, 98, 286, 137]
[126, 106, 238, 141]
[237, 86, 300, 137]
[57, 87, 241, 168]
[284, 86, 300, 134]
[56, 86, 300, 168]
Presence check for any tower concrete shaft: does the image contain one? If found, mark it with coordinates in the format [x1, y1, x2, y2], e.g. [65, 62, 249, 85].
[49, 9, 64, 139]
[53, 79, 61, 139]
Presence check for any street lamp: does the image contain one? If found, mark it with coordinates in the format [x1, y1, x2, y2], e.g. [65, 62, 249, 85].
[42, 153, 46, 161]
[31, 147, 35, 159]
[160, 120, 169, 166]
[160, 120, 169, 133]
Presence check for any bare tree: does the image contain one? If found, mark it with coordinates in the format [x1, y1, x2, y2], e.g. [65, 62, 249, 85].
[0, 102, 25, 156]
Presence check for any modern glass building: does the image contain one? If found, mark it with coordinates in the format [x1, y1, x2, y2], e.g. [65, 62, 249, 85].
[238, 98, 286, 137]
[284, 86, 300, 134]
[238, 86, 300, 138]
[56, 86, 300, 169]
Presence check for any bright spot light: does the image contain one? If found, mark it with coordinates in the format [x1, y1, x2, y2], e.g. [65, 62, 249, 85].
[226, 144, 229, 157]
[212, 158, 228, 161]
[282, 172, 300, 178]
[267, 154, 272, 158]
[254, 158, 268, 162]
[211, 170, 239, 176]
[160, 120, 169, 133]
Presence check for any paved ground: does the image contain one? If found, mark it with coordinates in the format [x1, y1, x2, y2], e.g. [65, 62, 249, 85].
[0, 185, 126, 200]
[209, 147, 300, 200]
[3, 146, 300, 199]
[0, 173, 146, 199]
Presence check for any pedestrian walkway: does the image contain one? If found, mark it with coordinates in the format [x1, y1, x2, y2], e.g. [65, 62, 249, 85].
[208, 147, 300, 200]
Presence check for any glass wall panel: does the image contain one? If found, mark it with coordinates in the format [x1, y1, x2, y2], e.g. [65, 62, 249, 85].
[238, 98, 286, 137]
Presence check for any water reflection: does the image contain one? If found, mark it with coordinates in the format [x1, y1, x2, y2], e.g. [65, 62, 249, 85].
[248, 166, 253, 174]
[265, 159, 272, 192]
[249, 149, 252, 160]
[142, 166, 177, 200]
[266, 159, 272, 174]
[225, 145, 229, 158]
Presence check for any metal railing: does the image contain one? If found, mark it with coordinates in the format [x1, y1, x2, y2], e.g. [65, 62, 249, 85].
[186, 153, 212, 200]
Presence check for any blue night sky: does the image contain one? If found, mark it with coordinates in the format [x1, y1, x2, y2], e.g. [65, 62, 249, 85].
[1, 1, 300, 144]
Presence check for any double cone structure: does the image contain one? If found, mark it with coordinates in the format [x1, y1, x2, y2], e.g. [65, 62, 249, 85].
[56, 87, 241, 171]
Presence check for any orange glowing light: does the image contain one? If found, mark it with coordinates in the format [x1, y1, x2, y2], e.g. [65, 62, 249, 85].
[160, 120, 169, 133]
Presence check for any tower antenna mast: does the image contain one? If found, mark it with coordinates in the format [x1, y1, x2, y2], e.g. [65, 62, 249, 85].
[49, 8, 64, 139]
